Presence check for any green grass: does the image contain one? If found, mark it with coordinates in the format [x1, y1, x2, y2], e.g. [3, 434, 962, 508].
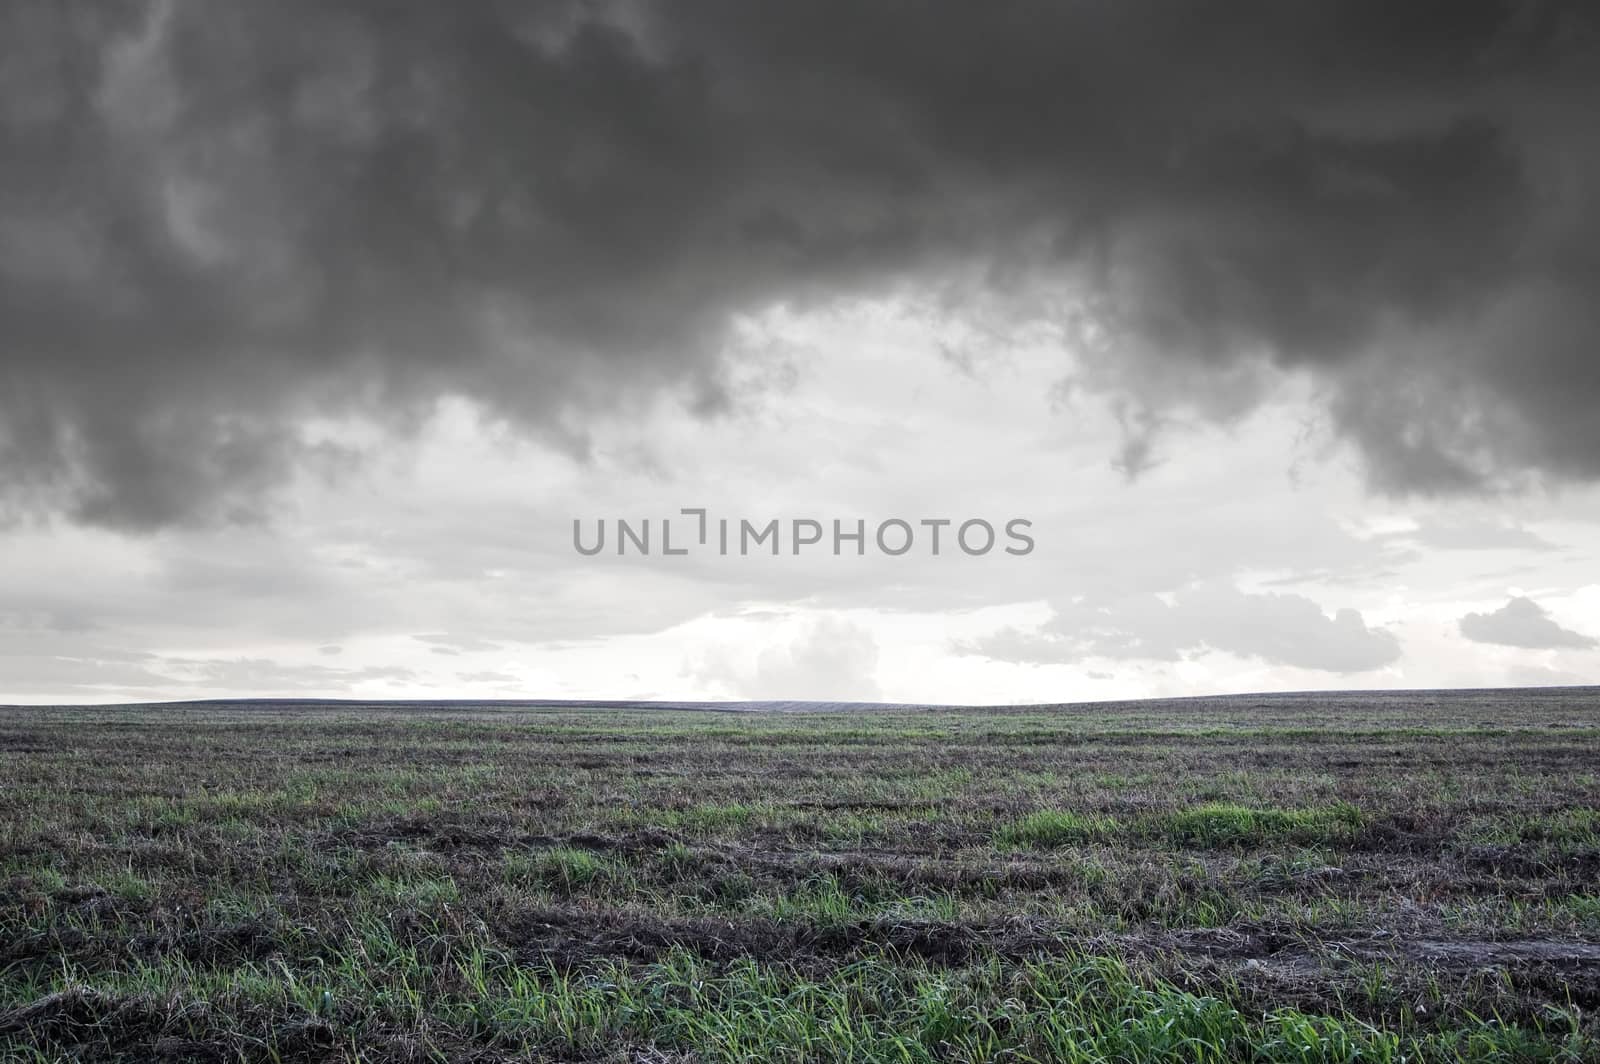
[995, 809, 1113, 848]
[505, 846, 620, 895]
[11, 949, 1583, 1062]
[1157, 802, 1364, 848]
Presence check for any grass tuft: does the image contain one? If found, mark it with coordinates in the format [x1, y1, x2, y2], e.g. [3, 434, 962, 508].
[995, 809, 1113, 849]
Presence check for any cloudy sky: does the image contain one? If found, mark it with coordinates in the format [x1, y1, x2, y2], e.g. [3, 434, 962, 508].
[3, 0, 1599, 704]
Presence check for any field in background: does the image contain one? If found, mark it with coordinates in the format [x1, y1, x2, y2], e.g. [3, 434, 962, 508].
[3, 689, 1600, 1061]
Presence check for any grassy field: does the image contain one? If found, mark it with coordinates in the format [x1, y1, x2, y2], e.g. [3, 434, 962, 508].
[3, 689, 1600, 1061]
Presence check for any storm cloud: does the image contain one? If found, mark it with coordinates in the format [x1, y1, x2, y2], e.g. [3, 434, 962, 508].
[4, 0, 1599, 527]
[1459, 595, 1598, 650]
[957, 584, 1403, 675]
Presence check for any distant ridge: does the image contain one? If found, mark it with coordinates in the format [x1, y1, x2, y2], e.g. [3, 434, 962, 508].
[4, 685, 1597, 713]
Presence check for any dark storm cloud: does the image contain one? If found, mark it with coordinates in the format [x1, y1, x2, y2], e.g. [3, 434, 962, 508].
[3, 0, 1597, 526]
[1459, 596, 1598, 649]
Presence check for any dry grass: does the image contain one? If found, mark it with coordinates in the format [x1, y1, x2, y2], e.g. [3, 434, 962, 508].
[2, 690, 1598, 1060]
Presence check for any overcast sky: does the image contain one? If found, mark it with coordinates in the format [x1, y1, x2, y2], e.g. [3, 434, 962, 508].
[3, 0, 1599, 704]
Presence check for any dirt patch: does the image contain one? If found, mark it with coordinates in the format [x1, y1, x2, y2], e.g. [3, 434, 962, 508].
[1349, 813, 1452, 855]
[1352, 935, 1600, 966]
[333, 818, 680, 858]
[0, 988, 341, 1063]
[1458, 843, 1600, 878]
[501, 906, 1600, 980]
[1146, 925, 1600, 968]
[126, 918, 286, 967]
[0, 731, 49, 753]
[501, 907, 1068, 970]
